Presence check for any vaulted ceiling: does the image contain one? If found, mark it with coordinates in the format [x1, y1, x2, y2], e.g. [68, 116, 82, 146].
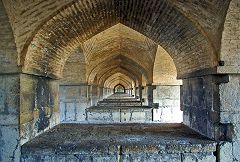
[85, 24, 157, 85]
[0, 0, 231, 87]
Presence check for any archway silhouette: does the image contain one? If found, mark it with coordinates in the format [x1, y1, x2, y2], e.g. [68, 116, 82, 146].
[114, 84, 126, 93]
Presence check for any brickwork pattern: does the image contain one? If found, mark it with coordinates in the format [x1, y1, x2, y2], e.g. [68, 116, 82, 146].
[2, 1, 230, 77]
[61, 48, 87, 84]
[10, 0, 221, 78]
[0, 1, 18, 73]
[105, 73, 132, 89]
[2, 0, 74, 58]
[219, 75, 240, 161]
[220, 0, 240, 73]
[88, 55, 147, 85]
[98, 67, 137, 88]
[153, 46, 182, 85]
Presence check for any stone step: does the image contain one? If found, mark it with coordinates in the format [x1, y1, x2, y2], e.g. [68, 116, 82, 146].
[87, 106, 151, 110]
[103, 98, 138, 101]
[98, 100, 141, 106]
[87, 93, 149, 123]
[86, 106, 152, 123]
[21, 123, 216, 162]
[106, 93, 135, 100]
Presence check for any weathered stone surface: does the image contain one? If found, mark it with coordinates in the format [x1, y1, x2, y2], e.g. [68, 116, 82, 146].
[61, 48, 87, 84]
[232, 140, 240, 161]
[153, 85, 182, 123]
[60, 85, 88, 122]
[0, 75, 21, 162]
[219, 75, 240, 141]
[218, 142, 233, 162]
[60, 85, 114, 123]
[182, 153, 215, 162]
[0, 1, 240, 162]
[0, 125, 20, 162]
[2, 0, 229, 78]
[219, 0, 240, 74]
[87, 107, 152, 123]
[0, 1, 19, 74]
[21, 123, 216, 162]
[85, 93, 153, 123]
[0, 75, 20, 125]
[20, 74, 60, 145]
[219, 75, 240, 113]
[182, 75, 220, 139]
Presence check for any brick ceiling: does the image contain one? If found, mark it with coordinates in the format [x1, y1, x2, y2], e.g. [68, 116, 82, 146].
[2, 0, 230, 82]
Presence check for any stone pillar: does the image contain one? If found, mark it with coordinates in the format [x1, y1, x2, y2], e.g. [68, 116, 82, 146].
[0, 74, 21, 162]
[133, 87, 136, 98]
[152, 85, 182, 123]
[0, 2, 22, 161]
[181, 74, 229, 139]
[88, 85, 98, 106]
[59, 84, 88, 122]
[105, 88, 110, 98]
[99, 87, 104, 100]
[127, 89, 130, 96]
[139, 85, 143, 105]
[130, 88, 133, 97]
[20, 74, 59, 144]
[1, 74, 60, 161]
[87, 85, 93, 106]
[106, 88, 110, 97]
[102, 88, 106, 98]
[125, 89, 129, 95]
[134, 86, 138, 99]
[146, 84, 153, 107]
[87, 85, 99, 106]
[218, 74, 240, 161]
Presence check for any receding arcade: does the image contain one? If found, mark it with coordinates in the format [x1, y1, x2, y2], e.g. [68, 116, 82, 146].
[1, 0, 240, 161]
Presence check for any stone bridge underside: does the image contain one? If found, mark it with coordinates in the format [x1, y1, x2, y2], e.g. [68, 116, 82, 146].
[1, 0, 240, 162]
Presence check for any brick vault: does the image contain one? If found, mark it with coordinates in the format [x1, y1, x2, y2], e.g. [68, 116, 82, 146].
[0, 0, 240, 162]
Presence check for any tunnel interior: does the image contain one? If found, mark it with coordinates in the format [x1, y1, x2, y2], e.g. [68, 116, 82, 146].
[1, 0, 240, 161]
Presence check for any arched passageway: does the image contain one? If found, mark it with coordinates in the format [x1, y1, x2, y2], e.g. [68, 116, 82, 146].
[1, 0, 240, 161]
[114, 84, 126, 93]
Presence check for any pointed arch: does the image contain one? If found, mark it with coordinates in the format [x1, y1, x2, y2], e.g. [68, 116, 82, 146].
[114, 84, 126, 93]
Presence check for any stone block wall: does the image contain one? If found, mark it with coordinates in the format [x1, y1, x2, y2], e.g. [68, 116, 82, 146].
[60, 84, 183, 124]
[86, 107, 153, 123]
[90, 85, 99, 107]
[20, 74, 59, 145]
[153, 85, 182, 123]
[21, 152, 216, 162]
[218, 75, 240, 161]
[21, 143, 216, 162]
[103, 88, 112, 99]
[142, 86, 147, 104]
[181, 75, 221, 139]
[0, 75, 21, 162]
[60, 85, 89, 122]
[0, 74, 61, 161]
[60, 85, 113, 123]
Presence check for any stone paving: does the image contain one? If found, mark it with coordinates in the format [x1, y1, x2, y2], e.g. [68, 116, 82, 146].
[21, 123, 216, 162]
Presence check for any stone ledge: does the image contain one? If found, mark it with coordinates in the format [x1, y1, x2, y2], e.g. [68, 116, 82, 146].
[22, 123, 216, 155]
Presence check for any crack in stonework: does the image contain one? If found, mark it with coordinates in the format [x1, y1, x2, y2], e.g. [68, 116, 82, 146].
[11, 139, 20, 162]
